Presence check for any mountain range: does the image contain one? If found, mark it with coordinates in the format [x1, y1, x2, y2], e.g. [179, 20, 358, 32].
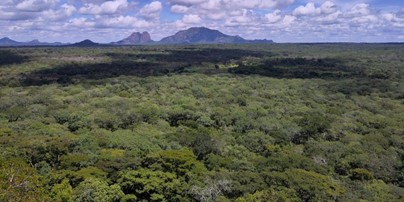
[0, 27, 273, 47]
[0, 37, 64, 46]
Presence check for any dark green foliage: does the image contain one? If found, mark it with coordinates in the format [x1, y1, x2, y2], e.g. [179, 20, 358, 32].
[350, 168, 374, 181]
[229, 57, 358, 79]
[236, 187, 300, 202]
[293, 111, 333, 144]
[0, 44, 403, 201]
[4, 106, 26, 122]
[266, 169, 345, 201]
[142, 149, 207, 179]
[0, 50, 28, 67]
[118, 169, 186, 201]
[171, 126, 221, 160]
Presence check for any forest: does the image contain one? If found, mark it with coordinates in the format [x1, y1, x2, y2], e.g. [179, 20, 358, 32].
[0, 43, 403, 201]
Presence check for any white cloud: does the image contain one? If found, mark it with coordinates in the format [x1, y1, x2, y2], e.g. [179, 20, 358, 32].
[168, 0, 206, 6]
[206, 12, 225, 20]
[97, 16, 154, 28]
[222, 0, 261, 9]
[221, 0, 294, 9]
[320, 1, 337, 14]
[199, 0, 221, 10]
[171, 4, 189, 13]
[79, 0, 128, 15]
[319, 10, 341, 23]
[42, 4, 76, 21]
[168, 0, 295, 11]
[282, 15, 295, 26]
[351, 14, 379, 24]
[224, 9, 261, 26]
[382, 13, 395, 21]
[174, 14, 203, 28]
[0, 11, 36, 20]
[139, 1, 162, 20]
[16, 0, 59, 12]
[293, 3, 320, 16]
[182, 14, 202, 24]
[259, 0, 295, 9]
[265, 9, 282, 23]
[381, 11, 404, 27]
[349, 3, 371, 16]
[69, 17, 95, 27]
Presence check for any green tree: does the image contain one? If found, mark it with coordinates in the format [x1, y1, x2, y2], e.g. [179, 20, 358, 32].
[266, 169, 345, 201]
[235, 187, 299, 202]
[142, 149, 207, 180]
[4, 106, 26, 122]
[171, 126, 221, 160]
[0, 158, 49, 202]
[293, 111, 332, 144]
[362, 180, 401, 202]
[74, 178, 124, 202]
[118, 169, 186, 201]
[51, 179, 74, 202]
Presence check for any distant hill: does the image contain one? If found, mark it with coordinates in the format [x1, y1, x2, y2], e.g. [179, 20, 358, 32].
[159, 27, 273, 44]
[114, 32, 154, 45]
[159, 27, 244, 44]
[70, 39, 100, 47]
[0, 37, 65, 46]
[0, 37, 21, 46]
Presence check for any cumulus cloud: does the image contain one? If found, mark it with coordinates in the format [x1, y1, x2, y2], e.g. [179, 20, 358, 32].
[382, 11, 404, 28]
[69, 17, 95, 27]
[293, 3, 320, 16]
[225, 9, 261, 26]
[320, 1, 337, 14]
[42, 4, 76, 21]
[290, 1, 342, 24]
[139, 1, 163, 20]
[182, 14, 202, 23]
[171, 4, 189, 13]
[174, 14, 202, 28]
[97, 16, 154, 28]
[258, 0, 295, 9]
[79, 0, 128, 15]
[168, 0, 206, 6]
[167, 0, 295, 12]
[265, 9, 282, 23]
[206, 11, 225, 20]
[0, 11, 36, 20]
[199, 0, 295, 10]
[292, 1, 341, 18]
[199, 0, 221, 10]
[348, 3, 371, 16]
[16, 0, 59, 12]
[282, 15, 295, 26]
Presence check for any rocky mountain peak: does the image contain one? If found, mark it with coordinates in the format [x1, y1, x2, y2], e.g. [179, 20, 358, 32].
[116, 31, 153, 45]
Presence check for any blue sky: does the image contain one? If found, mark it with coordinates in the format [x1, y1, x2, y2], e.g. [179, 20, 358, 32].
[0, 0, 403, 42]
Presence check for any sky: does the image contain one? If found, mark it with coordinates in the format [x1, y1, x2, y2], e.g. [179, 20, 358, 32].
[0, 0, 403, 43]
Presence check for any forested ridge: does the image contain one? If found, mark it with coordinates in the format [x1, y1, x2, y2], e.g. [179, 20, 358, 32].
[0, 44, 403, 201]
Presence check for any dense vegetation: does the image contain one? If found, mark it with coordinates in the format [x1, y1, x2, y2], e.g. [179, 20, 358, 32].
[0, 44, 403, 201]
